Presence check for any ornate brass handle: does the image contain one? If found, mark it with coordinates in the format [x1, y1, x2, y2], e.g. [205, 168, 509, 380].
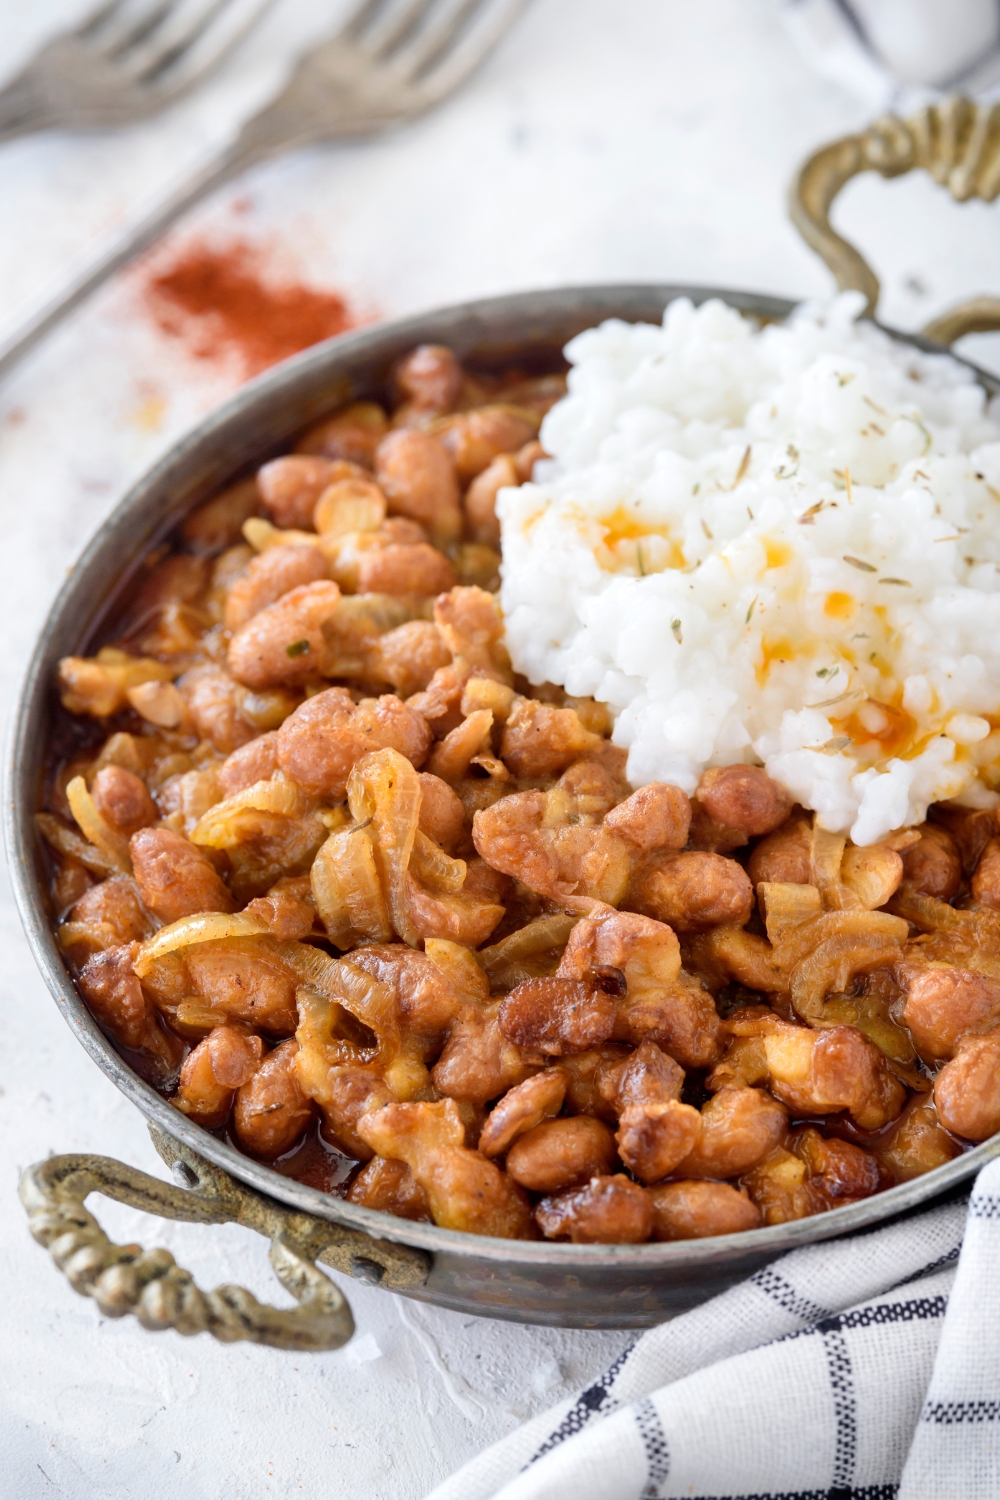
[790, 96, 1000, 347]
[19, 1125, 430, 1352]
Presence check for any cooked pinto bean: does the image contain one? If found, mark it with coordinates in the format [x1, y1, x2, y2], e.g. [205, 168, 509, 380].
[182, 479, 260, 554]
[463, 453, 516, 548]
[177, 663, 255, 753]
[372, 621, 451, 697]
[218, 732, 279, 797]
[694, 765, 793, 838]
[355, 541, 456, 597]
[506, 1116, 617, 1192]
[348, 943, 468, 1040]
[431, 1004, 535, 1104]
[472, 789, 631, 909]
[176, 1025, 263, 1127]
[394, 345, 464, 413]
[558, 1046, 630, 1122]
[227, 580, 341, 690]
[747, 818, 812, 887]
[597, 1040, 685, 1111]
[763, 1020, 905, 1131]
[616, 1100, 701, 1183]
[500, 697, 602, 778]
[743, 1146, 825, 1225]
[478, 1070, 567, 1157]
[677, 1086, 787, 1178]
[934, 1031, 1000, 1140]
[78, 942, 182, 1076]
[435, 406, 540, 484]
[184, 938, 298, 1032]
[417, 772, 466, 852]
[929, 804, 995, 877]
[875, 1097, 959, 1183]
[258, 456, 359, 529]
[900, 824, 962, 901]
[559, 910, 682, 994]
[71, 875, 151, 945]
[972, 837, 1000, 910]
[793, 1128, 882, 1204]
[276, 686, 431, 799]
[346, 1156, 432, 1221]
[627, 851, 754, 932]
[224, 545, 327, 631]
[315, 1068, 396, 1160]
[648, 1181, 762, 1240]
[91, 766, 157, 837]
[535, 1174, 653, 1244]
[498, 977, 616, 1056]
[374, 429, 461, 546]
[233, 1038, 314, 1158]
[603, 782, 692, 853]
[243, 877, 317, 940]
[130, 827, 235, 923]
[612, 982, 724, 1069]
[356, 1098, 534, 1238]
[900, 964, 1000, 1060]
[296, 402, 388, 467]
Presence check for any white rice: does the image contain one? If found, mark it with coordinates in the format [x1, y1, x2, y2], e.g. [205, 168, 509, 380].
[498, 293, 1000, 845]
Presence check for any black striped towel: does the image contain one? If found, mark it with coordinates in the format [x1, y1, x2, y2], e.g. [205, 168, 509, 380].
[427, 1158, 1000, 1499]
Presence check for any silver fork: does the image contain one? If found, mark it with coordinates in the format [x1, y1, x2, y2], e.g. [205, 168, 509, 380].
[0, 0, 275, 141]
[0, 0, 528, 383]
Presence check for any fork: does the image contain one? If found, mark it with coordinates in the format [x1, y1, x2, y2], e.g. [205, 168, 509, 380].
[0, 0, 275, 142]
[0, 0, 528, 383]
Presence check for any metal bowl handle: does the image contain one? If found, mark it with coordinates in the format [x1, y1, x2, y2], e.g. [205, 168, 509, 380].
[19, 1125, 430, 1352]
[790, 95, 1000, 346]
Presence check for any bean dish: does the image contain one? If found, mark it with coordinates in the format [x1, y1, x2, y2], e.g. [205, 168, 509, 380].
[38, 342, 998, 1245]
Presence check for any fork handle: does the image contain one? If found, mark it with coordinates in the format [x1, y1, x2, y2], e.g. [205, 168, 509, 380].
[0, 135, 265, 383]
[0, 71, 49, 145]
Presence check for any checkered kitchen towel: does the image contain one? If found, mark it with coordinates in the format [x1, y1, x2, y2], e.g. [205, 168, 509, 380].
[428, 1156, 1000, 1500]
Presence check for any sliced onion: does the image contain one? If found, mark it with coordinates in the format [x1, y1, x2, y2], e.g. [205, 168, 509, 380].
[65, 775, 132, 874]
[56, 920, 120, 963]
[189, 777, 309, 849]
[809, 824, 860, 911]
[774, 910, 909, 973]
[36, 812, 116, 878]
[133, 910, 269, 976]
[243, 517, 323, 553]
[478, 914, 578, 983]
[424, 938, 490, 1003]
[427, 709, 493, 783]
[841, 843, 904, 911]
[279, 941, 399, 1067]
[347, 749, 422, 947]
[757, 881, 822, 946]
[790, 932, 907, 1021]
[891, 882, 1000, 946]
[310, 825, 391, 947]
[410, 830, 467, 896]
[696, 927, 789, 994]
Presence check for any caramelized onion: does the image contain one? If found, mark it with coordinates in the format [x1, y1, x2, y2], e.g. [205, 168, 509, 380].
[65, 776, 132, 874]
[133, 910, 269, 976]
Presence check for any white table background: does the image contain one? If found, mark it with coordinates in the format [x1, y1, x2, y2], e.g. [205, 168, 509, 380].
[1, 3, 998, 1495]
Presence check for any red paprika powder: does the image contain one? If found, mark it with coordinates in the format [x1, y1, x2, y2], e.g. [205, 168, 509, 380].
[140, 237, 358, 377]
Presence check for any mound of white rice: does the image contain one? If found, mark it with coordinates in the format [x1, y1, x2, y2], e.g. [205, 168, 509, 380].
[499, 293, 1000, 845]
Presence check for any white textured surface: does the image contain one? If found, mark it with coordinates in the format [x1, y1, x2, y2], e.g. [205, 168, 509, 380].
[0, 2, 998, 1496]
